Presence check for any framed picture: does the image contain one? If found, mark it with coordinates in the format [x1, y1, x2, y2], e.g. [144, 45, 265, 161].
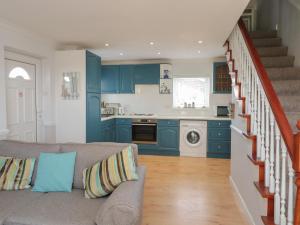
[61, 72, 80, 100]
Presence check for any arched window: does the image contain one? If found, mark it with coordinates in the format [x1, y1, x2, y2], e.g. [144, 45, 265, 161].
[8, 67, 30, 80]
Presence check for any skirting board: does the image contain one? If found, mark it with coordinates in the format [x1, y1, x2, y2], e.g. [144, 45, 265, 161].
[229, 176, 256, 225]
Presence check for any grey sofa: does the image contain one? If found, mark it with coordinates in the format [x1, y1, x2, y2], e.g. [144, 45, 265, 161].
[0, 140, 146, 225]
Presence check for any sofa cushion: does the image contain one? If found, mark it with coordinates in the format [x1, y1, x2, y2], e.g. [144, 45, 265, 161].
[83, 146, 139, 199]
[4, 189, 106, 225]
[0, 157, 36, 190]
[0, 190, 43, 225]
[32, 152, 77, 192]
[60, 143, 138, 189]
[0, 141, 60, 185]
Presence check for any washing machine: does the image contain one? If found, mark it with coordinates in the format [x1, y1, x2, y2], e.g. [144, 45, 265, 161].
[180, 120, 207, 157]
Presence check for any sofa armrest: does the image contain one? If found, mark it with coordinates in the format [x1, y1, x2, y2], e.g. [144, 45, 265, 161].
[95, 166, 146, 225]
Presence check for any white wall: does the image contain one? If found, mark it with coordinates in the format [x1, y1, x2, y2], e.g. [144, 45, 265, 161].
[0, 20, 56, 142]
[102, 58, 232, 116]
[230, 127, 267, 225]
[55, 50, 86, 143]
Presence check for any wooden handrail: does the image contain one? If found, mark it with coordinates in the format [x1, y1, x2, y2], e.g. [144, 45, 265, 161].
[237, 18, 295, 161]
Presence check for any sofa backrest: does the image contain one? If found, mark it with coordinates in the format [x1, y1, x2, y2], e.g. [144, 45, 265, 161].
[60, 142, 138, 189]
[0, 140, 60, 184]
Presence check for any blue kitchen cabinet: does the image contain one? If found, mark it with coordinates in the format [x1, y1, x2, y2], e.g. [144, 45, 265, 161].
[207, 120, 231, 158]
[119, 65, 135, 93]
[101, 65, 119, 93]
[157, 120, 179, 154]
[134, 64, 160, 84]
[86, 51, 101, 93]
[139, 119, 179, 156]
[115, 119, 132, 143]
[86, 93, 102, 143]
[101, 119, 115, 142]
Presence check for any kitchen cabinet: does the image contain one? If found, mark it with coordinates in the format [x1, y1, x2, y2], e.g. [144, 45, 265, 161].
[213, 62, 232, 94]
[207, 120, 231, 158]
[115, 119, 132, 143]
[119, 65, 135, 93]
[86, 51, 102, 143]
[157, 120, 179, 154]
[101, 65, 119, 93]
[86, 93, 102, 143]
[101, 119, 115, 142]
[138, 119, 179, 156]
[86, 51, 101, 93]
[134, 64, 160, 84]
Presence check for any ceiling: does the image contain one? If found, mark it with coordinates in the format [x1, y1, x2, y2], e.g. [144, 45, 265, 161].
[0, 0, 249, 61]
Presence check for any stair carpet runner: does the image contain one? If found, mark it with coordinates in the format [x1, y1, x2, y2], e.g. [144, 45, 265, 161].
[249, 30, 300, 133]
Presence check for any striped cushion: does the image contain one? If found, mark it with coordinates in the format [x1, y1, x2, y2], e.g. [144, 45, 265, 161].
[83, 146, 139, 199]
[0, 156, 36, 191]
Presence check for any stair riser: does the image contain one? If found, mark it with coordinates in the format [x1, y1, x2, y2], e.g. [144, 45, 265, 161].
[256, 47, 288, 57]
[253, 38, 282, 47]
[261, 57, 295, 68]
[266, 67, 300, 80]
[250, 31, 277, 39]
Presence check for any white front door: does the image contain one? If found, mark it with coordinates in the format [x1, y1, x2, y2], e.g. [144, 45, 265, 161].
[5, 58, 37, 142]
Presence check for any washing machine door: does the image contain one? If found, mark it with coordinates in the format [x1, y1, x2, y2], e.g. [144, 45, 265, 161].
[185, 129, 202, 147]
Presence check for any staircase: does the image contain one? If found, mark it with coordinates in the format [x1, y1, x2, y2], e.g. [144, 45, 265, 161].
[250, 30, 300, 133]
[225, 19, 300, 225]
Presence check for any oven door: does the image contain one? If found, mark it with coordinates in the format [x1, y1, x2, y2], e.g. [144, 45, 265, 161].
[132, 123, 157, 144]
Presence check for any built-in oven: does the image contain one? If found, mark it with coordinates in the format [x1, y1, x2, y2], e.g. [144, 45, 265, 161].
[132, 119, 157, 144]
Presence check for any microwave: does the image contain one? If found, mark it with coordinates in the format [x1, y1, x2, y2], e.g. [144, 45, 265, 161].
[215, 106, 229, 117]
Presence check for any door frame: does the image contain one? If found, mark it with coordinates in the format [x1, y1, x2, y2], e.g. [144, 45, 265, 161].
[4, 51, 42, 142]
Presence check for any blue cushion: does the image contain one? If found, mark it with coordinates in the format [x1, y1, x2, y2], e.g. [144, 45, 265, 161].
[32, 152, 77, 192]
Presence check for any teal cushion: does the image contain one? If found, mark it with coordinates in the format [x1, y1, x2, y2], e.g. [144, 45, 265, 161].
[32, 152, 77, 192]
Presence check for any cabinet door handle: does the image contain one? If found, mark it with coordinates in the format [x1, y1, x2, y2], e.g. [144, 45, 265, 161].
[218, 133, 221, 136]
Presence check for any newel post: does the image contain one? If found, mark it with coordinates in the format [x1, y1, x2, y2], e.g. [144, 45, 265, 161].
[294, 120, 300, 225]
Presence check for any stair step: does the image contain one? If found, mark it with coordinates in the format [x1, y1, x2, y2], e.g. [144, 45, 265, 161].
[256, 46, 288, 57]
[272, 79, 300, 95]
[261, 216, 275, 225]
[266, 67, 300, 80]
[278, 95, 300, 112]
[285, 111, 300, 133]
[254, 181, 274, 199]
[261, 56, 295, 68]
[249, 30, 277, 39]
[253, 38, 282, 47]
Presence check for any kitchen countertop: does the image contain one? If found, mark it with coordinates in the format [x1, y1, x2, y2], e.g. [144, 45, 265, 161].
[101, 115, 232, 121]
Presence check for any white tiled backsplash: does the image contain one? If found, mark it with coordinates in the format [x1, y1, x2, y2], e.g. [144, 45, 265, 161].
[102, 85, 231, 116]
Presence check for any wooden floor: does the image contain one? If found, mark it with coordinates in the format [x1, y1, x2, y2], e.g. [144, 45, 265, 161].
[139, 156, 249, 225]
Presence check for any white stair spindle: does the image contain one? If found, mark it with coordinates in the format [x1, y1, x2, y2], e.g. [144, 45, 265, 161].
[269, 112, 275, 193]
[280, 142, 287, 225]
[265, 104, 270, 187]
[274, 126, 281, 224]
[260, 94, 266, 161]
[287, 156, 295, 225]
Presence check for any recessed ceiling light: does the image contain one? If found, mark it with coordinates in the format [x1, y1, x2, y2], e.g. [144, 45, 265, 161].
[197, 50, 201, 54]
[157, 52, 161, 55]
[149, 42, 154, 45]
[105, 43, 109, 47]
[119, 53, 124, 56]
[198, 40, 203, 44]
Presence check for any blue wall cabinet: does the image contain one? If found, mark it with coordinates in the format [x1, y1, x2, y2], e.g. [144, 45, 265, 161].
[86, 51, 101, 93]
[86, 93, 102, 143]
[119, 65, 135, 93]
[115, 119, 132, 143]
[134, 64, 160, 84]
[207, 120, 231, 158]
[101, 65, 120, 93]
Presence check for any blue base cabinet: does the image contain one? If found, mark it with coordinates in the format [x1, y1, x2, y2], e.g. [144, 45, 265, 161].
[101, 119, 116, 142]
[138, 120, 180, 156]
[207, 120, 231, 158]
[115, 119, 132, 143]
